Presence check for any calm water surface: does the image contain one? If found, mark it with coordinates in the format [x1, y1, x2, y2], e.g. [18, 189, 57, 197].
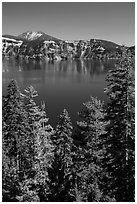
[2, 57, 116, 128]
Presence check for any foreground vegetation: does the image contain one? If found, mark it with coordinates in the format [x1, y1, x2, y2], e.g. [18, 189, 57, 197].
[2, 50, 135, 202]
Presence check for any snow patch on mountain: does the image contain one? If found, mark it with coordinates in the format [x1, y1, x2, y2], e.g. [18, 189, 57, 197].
[19, 31, 43, 41]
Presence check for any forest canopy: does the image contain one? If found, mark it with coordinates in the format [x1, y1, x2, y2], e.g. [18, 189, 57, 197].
[2, 50, 135, 202]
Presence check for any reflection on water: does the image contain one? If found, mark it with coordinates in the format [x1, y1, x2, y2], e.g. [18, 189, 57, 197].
[2, 57, 115, 75]
[2, 57, 116, 127]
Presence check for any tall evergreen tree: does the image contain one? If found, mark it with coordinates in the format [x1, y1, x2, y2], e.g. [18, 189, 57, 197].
[33, 101, 54, 201]
[49, 109, 74, 201]
[23, 85, 40, 176]
[2, 119, 20, 202]
[2, 80, 30, 201]
[103, 50, 135, 201]
[3, 82, 55, 201]
[75, 96, 107, 202]
[23, 87, 55, 201]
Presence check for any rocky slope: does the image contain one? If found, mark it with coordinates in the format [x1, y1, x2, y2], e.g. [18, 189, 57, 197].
[2, 31, 134, 60]
[18, 31, 61, 42]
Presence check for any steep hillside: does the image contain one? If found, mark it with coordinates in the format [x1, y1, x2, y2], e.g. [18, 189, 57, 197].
[2, 34, 29, 42]
[18, 31, 61, 42]
[2, 31, 133, 60]
[90, 39, 121, 52]
[18, 31, 44, 41]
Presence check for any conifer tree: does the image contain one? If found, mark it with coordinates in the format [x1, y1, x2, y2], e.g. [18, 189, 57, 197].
[75, 96, 108, 201]
[49, 109, 74, 201]
[24, 87, 55, 201]
[103, 50, 135, 201]
[2, 119, 19, 202]
[2, 80, 30, 201]
[23, 85, 40, 176]
[33, 101, 55, 201]
[3, 82, 55, 201]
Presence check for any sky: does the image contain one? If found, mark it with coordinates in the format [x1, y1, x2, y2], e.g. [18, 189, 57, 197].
[2, 2, 135, 46]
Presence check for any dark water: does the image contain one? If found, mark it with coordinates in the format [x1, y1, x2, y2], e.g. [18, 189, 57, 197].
[2, 57, 116, 128]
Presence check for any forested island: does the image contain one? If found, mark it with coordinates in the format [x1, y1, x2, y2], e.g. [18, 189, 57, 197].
[2, 49, 135, 202]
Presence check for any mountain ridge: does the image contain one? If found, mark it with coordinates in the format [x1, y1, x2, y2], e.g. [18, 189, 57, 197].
[18, 31, 61, 42]
[2, 31, 134, 60]
[2, 31, 121, 45]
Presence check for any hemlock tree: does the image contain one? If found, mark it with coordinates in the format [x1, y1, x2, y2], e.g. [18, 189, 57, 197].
[103, 50, 135, 201]
[2, 82, 55, 202]
[23, 87, 55, 201]
[33, 101, 55, 201]
[2, 119, 20, 202]
[17, 101, 55, 202]
[76, 96, 108, 202]
[48, 109, 74, 202]
[23, 85, 40, 176]
[2, 80, 30, 201]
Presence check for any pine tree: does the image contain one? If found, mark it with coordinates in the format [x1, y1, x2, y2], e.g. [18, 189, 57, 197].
[3, 82, 55, 201]
[16, 179, 40, 202]
[24, 86, 55, 201]
[2, 79, 30, 201]
[33, 101, 55, 201]
[23, 85, 40, 177]
[49, 109, 74, 201]
[103, 50, 135, 201]
[75, 96, 107, 201]
[2, 119, 19, 202]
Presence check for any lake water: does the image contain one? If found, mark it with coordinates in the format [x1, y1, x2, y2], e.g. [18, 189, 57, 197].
[2, 57, 116, 128]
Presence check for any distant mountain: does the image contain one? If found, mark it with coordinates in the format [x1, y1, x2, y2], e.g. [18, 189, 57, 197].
[2, 31, 134, 60]
[18, 31, 61, 42]
[89, 39, 121, 53]
[2, 34, 28, 42]
[18, 31, 44, 41]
